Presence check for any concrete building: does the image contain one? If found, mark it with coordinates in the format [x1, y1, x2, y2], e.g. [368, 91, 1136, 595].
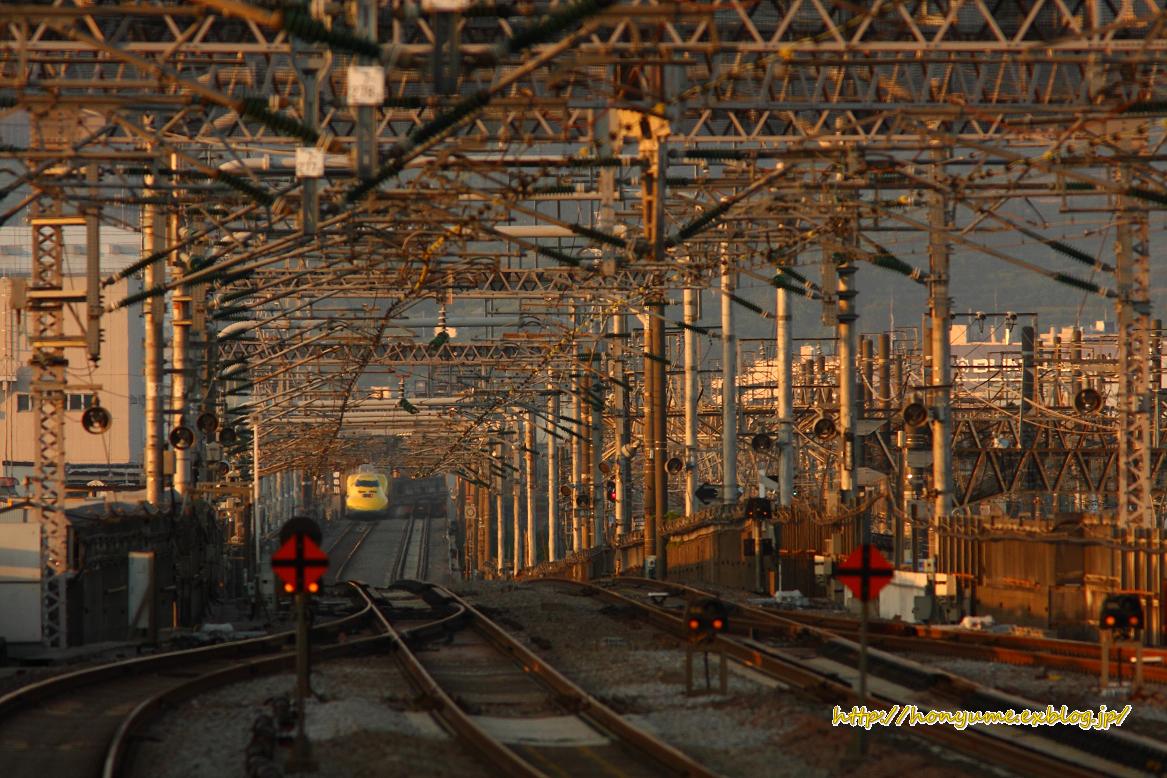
[0, 226, 145, 493]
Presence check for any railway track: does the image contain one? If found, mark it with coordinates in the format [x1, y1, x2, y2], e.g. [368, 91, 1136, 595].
[326, 520, 376, 583]
[374, 580, 716, 777]
[389, 511, 433, 583]
[612, 577, 1167, 686]
[0, 591, 379, 778]
[531, 577, 1167, 778]
[390, 515, 418, 583]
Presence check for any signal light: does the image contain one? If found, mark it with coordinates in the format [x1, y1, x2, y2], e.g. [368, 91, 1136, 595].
[308, 582, 320, 593]
[901, 400, 929, 429]
[665, 457, 684, 475]
[606, 479, 617, 502]
[684, 598, 729, 646]
[1100, 594, 1143, 638]
[81, 405, 112, 434]
[219, 426, 239, 445]
[169, 425, 195, 450]
[283, 582, 295, 593]
[751, 433, 773, 453]
[813, 415, 837, 440]
[196, 411, 218, 434]
[1074, 387, 1103, 414]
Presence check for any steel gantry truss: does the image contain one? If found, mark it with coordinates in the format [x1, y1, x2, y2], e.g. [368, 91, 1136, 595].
[3, 1, 1167, 639]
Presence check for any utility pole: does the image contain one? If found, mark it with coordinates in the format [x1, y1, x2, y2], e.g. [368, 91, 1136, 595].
[512, 429, 522, 576]
[571, 357, 584, 552]
[143, 159, 166, 507]
[684, 280, 700, 516]
[580, 366, 593, 549]
[1115, 144, 1153, 529]
[170, 180, 190, 497]
[251, 416, 262, 579]
[496, 440, 506, 576]
[776, 284, 794, 507]
[589, 353, 606, 546]
[28, 200, 71, 647]
[525, 410, 537, 567]
[837, 256, 858, 504]
[457, 478, 471, 576]
[478, 478, 490, 573]
[299, 51, 321, 236]
[546, 388, 560, 560]
[721, 251, 738, 507]
[642, 131, 668, 577]
[928, 147, 953, 558]
[611, 315, 631, 537]
[84, 163, 101, 364]
[355, 0, 378, 180]
[642, 305, 657, 573]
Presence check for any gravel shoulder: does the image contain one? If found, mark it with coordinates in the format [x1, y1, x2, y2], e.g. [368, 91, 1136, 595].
[904, 652, 1167, 738]
[130, 654, 489, 778]
[459, 582, 999, 778]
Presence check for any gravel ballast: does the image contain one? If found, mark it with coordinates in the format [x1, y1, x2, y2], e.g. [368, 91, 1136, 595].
[460, 582, 996, 778]
[130, 654, 488, 778]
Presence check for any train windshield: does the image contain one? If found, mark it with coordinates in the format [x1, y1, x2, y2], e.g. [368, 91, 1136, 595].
[355, 479, 380, 488]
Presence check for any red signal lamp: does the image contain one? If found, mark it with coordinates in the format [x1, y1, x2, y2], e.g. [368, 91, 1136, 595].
[684, 598, 730, 645]
[1099, 594, 1143, 636]
[284, 582, 295, 593]
[308, 582, 320, 594]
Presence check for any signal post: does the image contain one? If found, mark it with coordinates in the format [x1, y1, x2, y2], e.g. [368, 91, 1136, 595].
[684, 597, 729, 695]
[272, 517, 330, 773]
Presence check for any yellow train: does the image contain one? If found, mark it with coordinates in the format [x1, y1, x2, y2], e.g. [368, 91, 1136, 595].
[345, 470, 389, 519]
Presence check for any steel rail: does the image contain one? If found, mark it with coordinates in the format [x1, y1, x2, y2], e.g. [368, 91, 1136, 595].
[416, 509, 431, 581]
[530, 577, 1164, 778]
[323, 518, 356, 554]
[103, 582, 464, 777]
[613, 576, 1167, 684]
[379, 580, 717, 777]
[390, 515, 418, 584]
[0, 597, 374, 719]
[0, 590, 378, 778]
[329, 522, 376, 583]
[434, 584, 719, 778]
[364, 581, 541, 777]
